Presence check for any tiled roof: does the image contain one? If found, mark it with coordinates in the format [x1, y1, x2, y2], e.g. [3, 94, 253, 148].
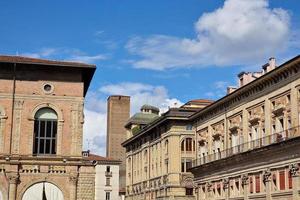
[0, 55, 96, 68]
[84, 154, 119, 162]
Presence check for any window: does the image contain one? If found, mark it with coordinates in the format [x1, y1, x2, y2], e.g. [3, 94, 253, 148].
[105, 192, 110, 200]
[186, 188, 193, 195]
[106, 166, 110, 172]
[186, 124, 193, 130]
[186, 138, 193, 151]
[33, 108, 58, 155]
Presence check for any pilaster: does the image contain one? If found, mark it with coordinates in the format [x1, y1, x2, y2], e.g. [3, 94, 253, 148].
[263, 169, 272, 200]
[241, 174, 249, 200]
[289, 163, 300, 199]
[69, 173, 79, 200]
[223, 178, 229, 200]
[7, 173, 19, 200]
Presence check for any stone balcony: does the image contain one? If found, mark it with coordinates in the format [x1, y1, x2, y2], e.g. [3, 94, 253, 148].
[192, 126, 299, 168]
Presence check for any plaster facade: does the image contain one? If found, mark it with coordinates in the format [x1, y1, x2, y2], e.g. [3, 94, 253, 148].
[123, 102, 212, 200]
[190, 55, 300, 200]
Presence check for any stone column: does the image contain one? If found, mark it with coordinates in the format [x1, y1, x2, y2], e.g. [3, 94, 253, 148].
[241, 174, 249, 200]
[263, 169, 272, 200]
[7, 173, 19, 200]
[206, 182, 212, 200]
[69, 173, 78, 200]
[289, 163, 300, 199]
[223, 178, 229, 200]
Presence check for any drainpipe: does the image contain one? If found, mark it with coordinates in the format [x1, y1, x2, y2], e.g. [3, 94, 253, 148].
[9, 63, 16, 155]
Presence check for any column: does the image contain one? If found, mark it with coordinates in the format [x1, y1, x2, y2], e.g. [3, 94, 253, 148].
[69, 173, 78, 200]
[290, 86, 298, 130]
[7, 173, 19, 200]
[241, 174, 249, 200]
[223, 178, 229, 200]
[289, 163, 300, 199]
[263, 169, 272, 200]
[206, 182, 212, 200]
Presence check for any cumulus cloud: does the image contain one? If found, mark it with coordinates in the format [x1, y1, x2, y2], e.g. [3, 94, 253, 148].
[126, 0, 291, 70]
[21, 47, 108, 64]
[83, 82, 183, 156]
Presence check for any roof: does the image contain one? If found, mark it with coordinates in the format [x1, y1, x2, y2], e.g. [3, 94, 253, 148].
[0, 55, 96, 68]
[122, 107, 198, 146]
[83, 153, 121, 164]
[125, 112, 159, 128]
[141, 104, 159, 112]
[0, 55, 96, 96]
[190, 55, 300, 120]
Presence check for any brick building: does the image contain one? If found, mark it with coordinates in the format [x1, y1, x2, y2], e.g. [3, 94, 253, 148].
[0, 55, 96, 200]
[106, 95, 130, 196]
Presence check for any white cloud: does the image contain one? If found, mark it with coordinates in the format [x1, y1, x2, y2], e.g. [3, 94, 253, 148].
[205, 81, 231, 99]
[21, 47, 108, 64]
[126, 0, 291, 70]
[83, 82, 183, 156]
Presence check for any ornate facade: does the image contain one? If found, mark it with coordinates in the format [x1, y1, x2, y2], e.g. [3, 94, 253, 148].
[0, 56, 96, 200]
[122, 101, 212, 200]
[190, 56, 300, 200]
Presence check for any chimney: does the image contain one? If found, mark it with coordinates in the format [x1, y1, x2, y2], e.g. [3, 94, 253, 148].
[227, 86, 237, 94]
[269, 57, 276, 70]
[263, 57, 276, 73]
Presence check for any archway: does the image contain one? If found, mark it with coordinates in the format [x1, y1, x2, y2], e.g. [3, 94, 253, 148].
[22, 182, 64, 200]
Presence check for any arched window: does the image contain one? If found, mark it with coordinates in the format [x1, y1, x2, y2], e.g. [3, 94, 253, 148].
[181, 138, 195, 152]
[186, 138, 193, 151]
[165, 140, 168, 154]
[33, 108, 58, 155]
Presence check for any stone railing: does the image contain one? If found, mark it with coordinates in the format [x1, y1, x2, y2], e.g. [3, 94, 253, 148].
[192, 126, 299, 167]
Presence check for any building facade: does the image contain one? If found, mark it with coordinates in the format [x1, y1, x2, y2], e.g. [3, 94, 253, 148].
[123, 101, 212, 200]
[106, 95, 130, 195]
[82, 151, 121, 200]
[0, 56, 96, 200]
[190, 56, 300, 200]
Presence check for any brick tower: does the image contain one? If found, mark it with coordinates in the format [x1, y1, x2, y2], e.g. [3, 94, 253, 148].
[106, 95, 130, 195]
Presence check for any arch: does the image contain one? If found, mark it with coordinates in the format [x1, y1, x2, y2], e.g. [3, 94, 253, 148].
[29, 103, 63, 121]
[33, 107, 58, 155]
[21, 181, 64, 200]
[181, 137, 195, 152]
[29, 103, 64, 155]
[35, 108, 58, 120]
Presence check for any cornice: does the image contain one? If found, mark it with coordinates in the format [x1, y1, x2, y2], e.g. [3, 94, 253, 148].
[190, 55, 300, 123]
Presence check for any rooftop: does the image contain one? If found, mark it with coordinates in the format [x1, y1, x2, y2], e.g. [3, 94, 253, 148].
[0, 55, 96, 68]
[0, 55, 96, 96]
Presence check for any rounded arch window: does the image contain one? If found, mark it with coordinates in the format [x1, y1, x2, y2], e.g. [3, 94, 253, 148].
[33, 108, 58, 155]
[22, 182, 64, 200]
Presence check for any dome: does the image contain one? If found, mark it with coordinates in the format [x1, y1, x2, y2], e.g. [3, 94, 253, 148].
[140, 104, 160, 113]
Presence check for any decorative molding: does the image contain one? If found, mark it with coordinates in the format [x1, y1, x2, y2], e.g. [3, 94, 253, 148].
[222, 178, 229, 189]
[241, 174, 249, 185]
[7, 173, 19, 184]
[12, 100, 24, 154]
[263, 169, 272, 182]
[69, 173, 79, 185]
[289, 163, 299, 177]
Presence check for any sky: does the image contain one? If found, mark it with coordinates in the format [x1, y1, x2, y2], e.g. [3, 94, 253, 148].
[0, 0, 299, 156]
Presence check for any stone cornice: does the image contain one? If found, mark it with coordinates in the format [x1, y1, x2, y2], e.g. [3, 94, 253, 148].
[190, 55, 300, 124]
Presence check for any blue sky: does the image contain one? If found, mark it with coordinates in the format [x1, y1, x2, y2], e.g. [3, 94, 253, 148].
[0, 0, 299, 155]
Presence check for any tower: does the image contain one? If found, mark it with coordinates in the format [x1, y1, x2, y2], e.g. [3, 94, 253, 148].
[106, 95, 130, 194]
